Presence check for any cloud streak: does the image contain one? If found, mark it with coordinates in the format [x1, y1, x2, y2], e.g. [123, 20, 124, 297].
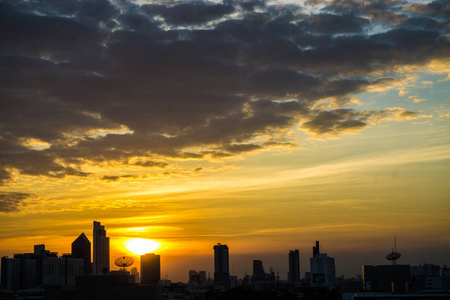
[0, 192, 33, 213]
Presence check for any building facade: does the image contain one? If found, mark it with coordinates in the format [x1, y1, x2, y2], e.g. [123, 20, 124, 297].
[1, 257, 22, 291]
[72, 232, 91, 275]
[253, 260, 266, 281]
[362, 264, 411, 292]
[310, 241, 336, 289]
[1, 244, 84, 291]
[288, 249, 300, 284]
[140, 253, 160, 284]
[93, 221, 110, 274]
[213, 243, 230, 286]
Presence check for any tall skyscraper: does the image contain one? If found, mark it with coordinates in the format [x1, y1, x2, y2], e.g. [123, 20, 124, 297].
[213, 243, 230, 289]
[93, 221, 109, 274]
[140, 253, 160, 284]
[72, 232, 91, 274]
[313, 241, 320, 257]
[310, 241, 335, 289]
[288, 249, 300, 284]
[213, 243, 230, 285]
[253, 260, 266, 281]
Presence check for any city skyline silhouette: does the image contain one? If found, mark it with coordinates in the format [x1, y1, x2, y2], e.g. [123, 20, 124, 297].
[1, 221, 448, 283]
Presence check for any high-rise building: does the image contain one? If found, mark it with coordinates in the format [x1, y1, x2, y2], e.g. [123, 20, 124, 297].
[213, 243, 229, 285]
[93, 221, 110, 274]
[288, 249, 300, 284]
[34, 244, 46, 256]
[21, 258, 38, 289]
[313, 241, 320, 257]
[310, 241, 335, 289]
[61, 254, 84, 287]
[72, 232, 91, 275]
[1, 256, 22, 291]
[43, 257, 65, 285]
[140, 253, 160, 284]
[1, 244, 83, 291]
[253, 260, 266, 281]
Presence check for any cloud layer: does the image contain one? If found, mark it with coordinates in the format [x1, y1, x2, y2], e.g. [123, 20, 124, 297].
[1, 0, 449, 188]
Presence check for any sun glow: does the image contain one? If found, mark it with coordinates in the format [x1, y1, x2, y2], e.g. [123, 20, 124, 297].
[125, 238, 162, 255]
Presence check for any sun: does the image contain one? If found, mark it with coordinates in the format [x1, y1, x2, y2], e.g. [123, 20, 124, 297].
[125, 238, 162, 255]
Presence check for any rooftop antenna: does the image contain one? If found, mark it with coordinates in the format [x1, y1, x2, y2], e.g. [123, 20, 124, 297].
[386, 236, 401, 265]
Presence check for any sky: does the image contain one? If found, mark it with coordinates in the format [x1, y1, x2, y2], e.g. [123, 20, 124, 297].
[0, 0, 449, 282]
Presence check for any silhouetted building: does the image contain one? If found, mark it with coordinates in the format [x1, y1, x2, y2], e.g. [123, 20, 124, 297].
[213, 243, 230, 289]
[34, 244, 47, 256]
[1, 257, 21, 291]
[15, 245, 55, 288]
[1, 245, 83, 291]
[61, 254, 84, 287]
[43, 257, 65, 285]
[253, 260, 266, 281]
[141, 253, 160, 284]
[313, 241, 320, 257]
[21, 257, 38, 289]
[130, 267, 140, 284]
[362, 264, 411, 292]
[189, 269, 207, 287]
[411, 264, 440, 278]
[189, 270, 199, 284]
[93, 221, 110, 274]
[310, 241, 335, 289]
[442, 267, 450, 289]
[288, 249, 300, 284]
[72, 232, 91, 275]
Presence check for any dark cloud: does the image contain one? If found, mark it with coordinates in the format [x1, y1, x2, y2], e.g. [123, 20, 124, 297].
[322, 0, 406, 24]
[299, 14, 368, 34]
[100, 175, 136, 182]
[302, 109, 368, 135]
[133, 160, 169, 168]
[0, 0, 447, 184]
[406, 0, 450, 19]
[142, 3, 235, 26]
[0, 192, 33, 213]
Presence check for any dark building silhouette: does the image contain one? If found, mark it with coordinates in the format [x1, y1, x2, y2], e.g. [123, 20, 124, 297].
[363, 264, 411, 292]
[411, 264, 440, 278]
[93, 221, 109, 274]
[252, 260, 266, 281]
[1, 256, 22, 291]
[310, 241, 336, 289]
[130, 267, 140, 284]
[1, 245, 83, 291]
[140, 253, 160, 284]
[71, 232, 91, 275]
[313, 241, 320, 257]
[288, 249, 300, 284]
[213, 243, 230, 288]
[189, 270, 207, 287]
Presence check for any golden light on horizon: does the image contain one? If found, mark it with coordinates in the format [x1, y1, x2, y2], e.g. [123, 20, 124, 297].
[125, 238, 162, 255]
